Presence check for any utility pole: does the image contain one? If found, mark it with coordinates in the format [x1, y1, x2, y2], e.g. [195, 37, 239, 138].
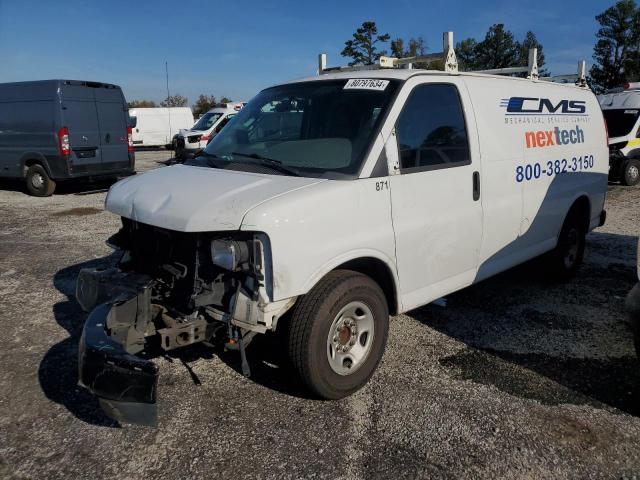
[165, 61, 173, 146]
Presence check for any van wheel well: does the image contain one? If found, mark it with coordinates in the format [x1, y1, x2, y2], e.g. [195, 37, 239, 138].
[336, 258, 398, 315]
[22, 158, 44, 177]
[567, 196, 591, 233]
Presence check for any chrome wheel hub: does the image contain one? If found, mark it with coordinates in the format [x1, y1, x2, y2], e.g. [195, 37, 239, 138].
[629, 165, 639, 182]
[31, 173, 44, 189]
[327, 301, 374, 376]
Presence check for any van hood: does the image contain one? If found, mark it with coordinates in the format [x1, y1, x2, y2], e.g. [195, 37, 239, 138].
[105, 165, 325, 232]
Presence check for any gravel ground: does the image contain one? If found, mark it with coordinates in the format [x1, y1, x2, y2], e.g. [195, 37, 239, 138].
[0, 150, 639, 480]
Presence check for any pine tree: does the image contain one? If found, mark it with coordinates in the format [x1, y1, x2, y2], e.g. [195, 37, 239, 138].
[590, 0, 640, 93]
[341, 21, 390, 66]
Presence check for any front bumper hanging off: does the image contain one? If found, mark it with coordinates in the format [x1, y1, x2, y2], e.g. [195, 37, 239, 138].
[76, 268, 159, 426]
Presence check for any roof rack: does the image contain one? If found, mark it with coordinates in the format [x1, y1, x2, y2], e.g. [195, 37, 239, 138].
[473, 47, 539, 80]
[318, 32, 458, 75]
[318, 31, 588, 87]
[539, 61, 588, 87]
[379, 32, 459, 73]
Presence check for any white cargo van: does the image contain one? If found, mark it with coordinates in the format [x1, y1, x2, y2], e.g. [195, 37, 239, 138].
[129, 107, 194, 148]
[174, 103, 244, 159]
[76, 34, 608, 425]
[598, 83, 640, 185]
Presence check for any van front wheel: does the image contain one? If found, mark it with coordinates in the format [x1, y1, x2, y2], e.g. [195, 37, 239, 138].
[622, 159, 640, 186]
[25, 164, 56, 197]
[287, 270, 389, 399]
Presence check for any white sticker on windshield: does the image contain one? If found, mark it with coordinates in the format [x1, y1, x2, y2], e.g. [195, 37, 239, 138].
[344, 79, 390, 91]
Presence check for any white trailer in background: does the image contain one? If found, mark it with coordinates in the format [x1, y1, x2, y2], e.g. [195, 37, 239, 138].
[129, 107, 194, 148]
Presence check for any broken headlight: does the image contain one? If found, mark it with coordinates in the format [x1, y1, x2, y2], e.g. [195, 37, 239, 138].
[210, 239, 251, 271]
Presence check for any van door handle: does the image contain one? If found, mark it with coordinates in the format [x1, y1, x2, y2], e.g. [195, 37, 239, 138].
[473, 171, 480, 201]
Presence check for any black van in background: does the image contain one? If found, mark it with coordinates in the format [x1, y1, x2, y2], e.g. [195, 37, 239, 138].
[0, 80, 135, 196]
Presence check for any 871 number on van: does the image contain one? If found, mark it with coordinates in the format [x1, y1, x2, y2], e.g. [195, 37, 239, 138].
[516, 155, 595, 183]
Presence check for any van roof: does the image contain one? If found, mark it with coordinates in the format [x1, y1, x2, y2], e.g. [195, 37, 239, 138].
[0, 79, 125, 103]
[281, 69, 589, 92]
[0, 79, 121, 90]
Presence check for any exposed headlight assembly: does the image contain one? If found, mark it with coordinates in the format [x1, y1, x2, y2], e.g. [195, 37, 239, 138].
[210, 239, 251, 271]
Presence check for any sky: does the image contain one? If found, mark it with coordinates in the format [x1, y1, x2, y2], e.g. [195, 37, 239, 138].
[0, 0, 612, 105]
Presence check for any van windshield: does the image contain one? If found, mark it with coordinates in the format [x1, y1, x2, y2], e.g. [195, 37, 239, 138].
[192, 112, 224, 131]
[603, 109, 640, 138]
[191, 79, 399, 179]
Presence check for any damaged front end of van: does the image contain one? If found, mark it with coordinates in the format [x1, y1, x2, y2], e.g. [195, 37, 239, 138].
[76, 218, 291, 426]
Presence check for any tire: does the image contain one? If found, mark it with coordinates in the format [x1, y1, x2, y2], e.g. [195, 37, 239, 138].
[547, 210, 586, 279]
[622, 159, 640, 186]
[287, 270, 389, 399]
[25, 164, 56, 197]
[627, 285, 640, 359]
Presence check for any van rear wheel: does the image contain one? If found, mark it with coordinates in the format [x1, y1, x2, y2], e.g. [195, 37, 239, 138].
[25, 164, 56, 197]
[622, 159, 640, 186]
[287, 270, 389, 399]
[548, 212, 586, 279]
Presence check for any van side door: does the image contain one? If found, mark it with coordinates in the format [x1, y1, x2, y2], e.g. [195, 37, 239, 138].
[387, 78, 483, 311]
[461, 78, 525, 280]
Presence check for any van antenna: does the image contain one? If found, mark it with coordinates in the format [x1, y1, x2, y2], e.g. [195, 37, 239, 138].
[165, 61, 173, 148]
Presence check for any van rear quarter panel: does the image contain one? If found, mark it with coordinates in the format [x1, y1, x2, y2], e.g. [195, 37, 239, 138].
[464, 77, 608, 281]
[0, 81, 59, 177]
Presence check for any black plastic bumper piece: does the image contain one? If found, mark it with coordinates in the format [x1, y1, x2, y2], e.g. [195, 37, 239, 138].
[599, 210, 607, 227]
[78, 303, 159, 426]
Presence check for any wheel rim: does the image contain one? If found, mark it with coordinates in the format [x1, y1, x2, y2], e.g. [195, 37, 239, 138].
[327, 301, 375, 376]
[628, 165, 640, 182]
[563, 228, 580, 268]
[31, 172, 44, 189]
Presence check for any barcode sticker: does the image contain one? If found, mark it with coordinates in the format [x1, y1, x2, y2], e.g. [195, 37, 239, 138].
[344, 79, 390, 91]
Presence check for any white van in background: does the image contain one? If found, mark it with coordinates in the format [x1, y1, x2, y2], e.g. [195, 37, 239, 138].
[174, 103, 245, 160]
[598, 83, 640, 186]
[129, 107, 194, 148]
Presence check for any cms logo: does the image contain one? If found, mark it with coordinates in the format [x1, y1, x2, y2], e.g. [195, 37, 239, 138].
[500, 97, 587, 115]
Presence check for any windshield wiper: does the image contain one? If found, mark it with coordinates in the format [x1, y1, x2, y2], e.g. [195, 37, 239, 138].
[231, 152, 300, 177]
[191, 151, 224, 168]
